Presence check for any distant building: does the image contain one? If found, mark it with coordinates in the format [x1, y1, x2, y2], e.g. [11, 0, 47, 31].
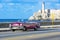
[29, 2, 60, 20]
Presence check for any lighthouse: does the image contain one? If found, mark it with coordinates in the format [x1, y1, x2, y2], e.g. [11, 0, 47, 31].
[42, 2, 45, 13]
[41, 2, 47, 19]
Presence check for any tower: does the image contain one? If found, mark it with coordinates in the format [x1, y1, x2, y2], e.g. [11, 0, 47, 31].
[42, 2, 45, 13]
[41, 2, 48, 19]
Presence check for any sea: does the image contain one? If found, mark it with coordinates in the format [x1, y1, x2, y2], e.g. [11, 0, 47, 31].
[0, 19, 43, 23]
[0, 19, 27, 22]
[0, 19, 60, 23]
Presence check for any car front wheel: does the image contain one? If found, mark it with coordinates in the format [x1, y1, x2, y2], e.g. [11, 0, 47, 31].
[11, 29, 15, 32]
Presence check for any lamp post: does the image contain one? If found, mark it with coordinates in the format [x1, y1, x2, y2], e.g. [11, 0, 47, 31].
[51, 13, 55, 27]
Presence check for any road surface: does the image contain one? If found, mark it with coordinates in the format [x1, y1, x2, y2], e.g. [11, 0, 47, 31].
[0, 28, 60, 40]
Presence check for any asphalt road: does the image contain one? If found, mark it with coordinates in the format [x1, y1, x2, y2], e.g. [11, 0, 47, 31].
[30, 35, 60, 40]
[0, 28, 60, 40]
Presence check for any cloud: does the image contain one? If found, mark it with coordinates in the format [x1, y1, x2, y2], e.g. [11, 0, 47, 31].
[50, 0, 59, 2]
[43, 0, 59, 2]
[24, 6, 34, 12]
[8, 3, 15, 5]
[56, 3, 60, 6]
[0, 3, 3, 8]
[2, 0, 12, 2]
[22, 0, 39, 2]
[55, 3, 60, 8]
[46, 2, 51, 5]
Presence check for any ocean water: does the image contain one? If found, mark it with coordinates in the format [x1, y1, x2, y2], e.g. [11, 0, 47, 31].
[0, 19, 59, 23]
[0, 19, 42, 23]
[0, 19, 22, 22]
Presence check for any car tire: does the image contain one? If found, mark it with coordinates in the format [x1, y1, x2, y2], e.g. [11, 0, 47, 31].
[11, 29, 15, 32]
[34, 27, 37, 31]
[23, 26, 27, 31]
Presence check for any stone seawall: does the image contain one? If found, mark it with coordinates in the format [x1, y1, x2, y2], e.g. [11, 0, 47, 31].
[40, 22, 60, 26]
[0, 22, 60, 28]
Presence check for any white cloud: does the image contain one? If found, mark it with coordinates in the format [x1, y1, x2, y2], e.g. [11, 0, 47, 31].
[24, 6, 34, 12]
[22, 0, 39, 2]
[8, 3, 15, 5]
[50, 0, 59, 2]
[31, 6, 34, 8]
[0, 3, 3, 8]
[46, 2, 51, 5]
[4, 0, 12, 2]
[43, 0, 59, 2]
[56, 3, 60, 6]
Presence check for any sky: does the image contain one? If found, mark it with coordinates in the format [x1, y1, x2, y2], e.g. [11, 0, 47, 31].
[0, 0, 60, 19]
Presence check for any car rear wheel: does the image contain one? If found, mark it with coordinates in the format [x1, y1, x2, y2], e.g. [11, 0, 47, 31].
[34, 27, 37, 31]
[23, 26, 27, 31]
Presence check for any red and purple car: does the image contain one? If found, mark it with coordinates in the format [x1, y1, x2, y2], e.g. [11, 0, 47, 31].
[9, 22, 40, 31]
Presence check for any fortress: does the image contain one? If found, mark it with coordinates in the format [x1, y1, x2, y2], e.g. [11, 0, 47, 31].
[29, 2, 60, 20]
